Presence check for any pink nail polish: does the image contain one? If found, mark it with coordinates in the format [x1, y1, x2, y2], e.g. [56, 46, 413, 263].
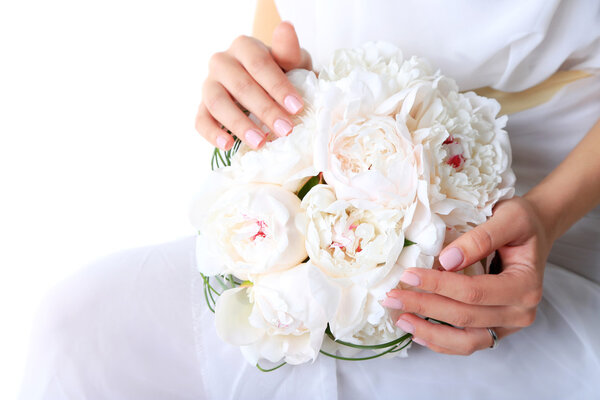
[274, 119, 292, 137]
[412, 337, 427, 347]
[381, 297, 404, 310]
[245, 129, 265, 149]
[399, 271, 421, 287]
[395, 318, 415, 334]
[284, 95, 302, 114]
[216, 135, 229, 150]
[439, 247, 464, 270]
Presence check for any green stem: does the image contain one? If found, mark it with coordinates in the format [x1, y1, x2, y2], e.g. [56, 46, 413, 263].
[325, 330, 412, 350]
[256, 361, 287, 372]
[216, 148, 227, 167]
[319, 344, 402, 361]
[214, 275, 228, 291]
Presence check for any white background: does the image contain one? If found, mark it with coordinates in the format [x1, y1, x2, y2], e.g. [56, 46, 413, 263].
[0, 0, 255, 397]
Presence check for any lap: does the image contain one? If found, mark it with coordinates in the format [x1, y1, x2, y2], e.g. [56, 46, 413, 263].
[20, 237, 600, 399]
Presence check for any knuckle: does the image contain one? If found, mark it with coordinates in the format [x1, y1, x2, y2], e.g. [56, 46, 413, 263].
[194, 113, 205, 134]
[231, 34, 250, 49]
[463, 284, 485, 305]
[204, 91, 226, 113]
[232, 75, 254, 94]
[521, 286, 543, 308]
[428, 273, 443, 294]
[412, 294, 428, 316]
[469, 227, 494, 255]
[269, 76, 291, 97]
[462, 343, 477, 356]
[257, 103, 275, 121]
[208, 51, 227, 71]
[452, 312, 473, 328]
[230, 115, 249, 133]
[518, 309, 537, 327]
[247, 52, 272, 72]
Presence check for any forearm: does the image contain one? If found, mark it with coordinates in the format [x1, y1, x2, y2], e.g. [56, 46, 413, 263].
[524, 118, 600, 242]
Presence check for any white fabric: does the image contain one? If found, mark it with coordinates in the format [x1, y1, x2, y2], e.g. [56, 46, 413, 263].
[20, 1, 600, 399]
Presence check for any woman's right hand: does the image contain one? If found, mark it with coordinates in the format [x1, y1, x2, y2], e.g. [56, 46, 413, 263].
[196, 21, 313, 151]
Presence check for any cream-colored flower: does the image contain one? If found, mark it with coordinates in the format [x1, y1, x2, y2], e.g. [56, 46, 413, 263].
[301, 184, 406, 286]
[214, 263, 340, 365]
[300, 184, 440, 346]
[314, 108, 424, 209]
[409, 89, 516, 226]
[190, 173, 306, 280]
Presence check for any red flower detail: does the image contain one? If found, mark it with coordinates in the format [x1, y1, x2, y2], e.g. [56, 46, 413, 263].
[446, 154, 465, 169]
[251, 220, 268, 241]
[443, 135, 455, 145]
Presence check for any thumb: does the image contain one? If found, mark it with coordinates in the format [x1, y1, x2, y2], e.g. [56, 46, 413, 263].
[439, 211, 515, 272]
[271, 21, 312, 71]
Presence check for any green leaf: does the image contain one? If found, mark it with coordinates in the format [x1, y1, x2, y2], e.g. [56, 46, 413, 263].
[404, 238, 416, 247]
[297, 175, 321, 200]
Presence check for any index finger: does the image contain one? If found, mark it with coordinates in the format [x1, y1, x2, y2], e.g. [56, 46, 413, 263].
[394, 266, 537, 307]
[230, 36, 304, 115]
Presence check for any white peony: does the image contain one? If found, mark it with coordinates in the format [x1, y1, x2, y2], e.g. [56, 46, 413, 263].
[312, 66, 428, 209]
[190, 172, 306, 280]
[300, 184, 439, 344]
[329, 242, 433, 345]
[301, 184, 406, 287]
[214, 263, 340, 365]
[410, 87, 516, 226]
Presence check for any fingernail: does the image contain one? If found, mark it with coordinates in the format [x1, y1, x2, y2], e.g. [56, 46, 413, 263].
[439, 247, 464, 270]
[381, 297, 403, 310]
[245, 129, 265, 149]
[284, 95, 302, 114]
[274, 119, 293, 137]
[395, 318, 415, 334]
[216, 135, 230, 150]
[412, 337, 427, 347]
[399, 271, 421, 287]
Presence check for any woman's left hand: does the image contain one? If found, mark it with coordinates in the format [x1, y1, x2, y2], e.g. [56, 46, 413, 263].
[384, 196, 553, 355]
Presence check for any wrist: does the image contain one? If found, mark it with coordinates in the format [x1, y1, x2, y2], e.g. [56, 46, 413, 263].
[523, 186, 565, 244]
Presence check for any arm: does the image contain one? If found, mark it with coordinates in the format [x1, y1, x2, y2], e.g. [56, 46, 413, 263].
[253, 0, 282, 45]
[525, 118, 600, 242]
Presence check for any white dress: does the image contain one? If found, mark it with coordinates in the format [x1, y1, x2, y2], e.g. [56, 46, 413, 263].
[20, 1, 600, 399]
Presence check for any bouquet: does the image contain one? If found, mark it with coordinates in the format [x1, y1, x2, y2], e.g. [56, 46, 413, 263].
[189, 42, 515, 371]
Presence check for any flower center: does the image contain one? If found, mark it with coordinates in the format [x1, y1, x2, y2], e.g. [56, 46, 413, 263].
[251, 220, 268, 241]
[443, 135, 466, 169]
[329, 220, 363, 255]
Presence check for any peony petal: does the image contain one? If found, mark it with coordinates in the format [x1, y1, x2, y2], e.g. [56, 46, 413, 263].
[215, 287, 263, 346]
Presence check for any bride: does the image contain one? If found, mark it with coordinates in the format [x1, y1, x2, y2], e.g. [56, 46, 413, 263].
[20, 0, 600, 398]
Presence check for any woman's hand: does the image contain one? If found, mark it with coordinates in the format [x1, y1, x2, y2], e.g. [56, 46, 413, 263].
[384, 196, 553, 355]
[195, 22, 312, 151]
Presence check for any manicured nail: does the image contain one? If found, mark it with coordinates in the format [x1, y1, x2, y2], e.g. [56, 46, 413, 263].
[381, 297, 403, 310]
[399, 271, 421, 287]
[245, 129, 265, 149]
[216, 135, 230, 150]
[439, 247, 464, 270]
[274, 119, 293, 137]
[395, 318, 415, 334]
[412, 337, 427, 347]
[284, 95, 302, 114]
